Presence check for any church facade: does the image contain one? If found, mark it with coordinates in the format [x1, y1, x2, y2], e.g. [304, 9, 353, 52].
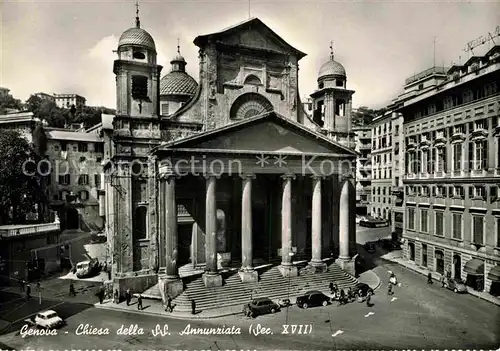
[103, 15, 359, 300]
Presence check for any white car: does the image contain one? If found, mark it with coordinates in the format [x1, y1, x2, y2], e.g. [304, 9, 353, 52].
[34, 310, 65, 329]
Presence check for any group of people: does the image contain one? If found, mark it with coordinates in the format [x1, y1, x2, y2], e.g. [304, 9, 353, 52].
[329, 283, 373, 306]
[125, 289, 143, 310]
[20, 280, 41, 300]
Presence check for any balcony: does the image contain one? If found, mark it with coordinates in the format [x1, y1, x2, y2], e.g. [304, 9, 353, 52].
[470, 124, 489, 141]
[359, 144, 371, 151]
[391, 186, 404, 195]
[0, 222, 60, 238]
[420, 135, 431, 149]
[433, 197, 446, 206]
[434, 132, 446, 148]
[450, 197, 465, 207]
[450, 131, 465, 143]
[359, 164, 372, 172]
[358, 175, 372, 181]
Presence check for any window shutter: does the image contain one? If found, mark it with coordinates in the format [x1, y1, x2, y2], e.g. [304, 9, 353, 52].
[469, 186, 474, 198]
[468, 142, 474, 170]
[443, 148, 447, 172]
[491, 185, 498, 199]
[432, 186, 436, 197]
[482, 140, 488, 169]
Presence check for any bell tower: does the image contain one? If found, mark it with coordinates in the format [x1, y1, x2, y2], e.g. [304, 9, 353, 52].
[310, 42, 355, 148]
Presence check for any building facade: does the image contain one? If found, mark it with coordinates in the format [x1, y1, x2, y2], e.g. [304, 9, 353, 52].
[54, 94, 86, 109]
[103, 16, 358, 301]
[34, 92, 56, 103]
[399, 45, 500, 297]
[353, 126, 371, 216]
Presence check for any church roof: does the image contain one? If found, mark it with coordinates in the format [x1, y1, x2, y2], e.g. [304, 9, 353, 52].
[156, 111, 358, 157]
[160, 71, 198, 96]
[318, 58, 346, 80]
[118, 27, 156, 51]
[193, 17, 306, 60]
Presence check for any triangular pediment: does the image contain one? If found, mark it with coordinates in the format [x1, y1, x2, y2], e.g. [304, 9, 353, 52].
[194, 18, 306, 59]
[160, 112, 357, 156]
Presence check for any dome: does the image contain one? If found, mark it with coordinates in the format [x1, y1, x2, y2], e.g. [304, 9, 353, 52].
[160, 72, 198, 96]
[171, 54, 186, 63]
[118, 27, 156, 51]
[318, 58, 346, 80]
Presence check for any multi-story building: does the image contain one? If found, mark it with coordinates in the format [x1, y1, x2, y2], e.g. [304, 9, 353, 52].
[398, 45, 500, 297]
[0, 111, 38, 143]
[45, 128, 105, 232]
[390, 110, 405, 237]
[0, 87, 10, 98]
[353, 126, 371, 216]
[54, 93, 86, 109]
[369, 111, 393, 220]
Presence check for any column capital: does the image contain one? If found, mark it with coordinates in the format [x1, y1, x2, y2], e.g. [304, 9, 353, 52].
[311, 174, 326, 180]
[280, 173, 296, 180]
[240, 173, 256, 180]
[204, 173, 222, 180]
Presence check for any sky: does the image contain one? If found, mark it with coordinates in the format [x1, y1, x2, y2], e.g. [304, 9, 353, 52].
[1, 0, 499, 110]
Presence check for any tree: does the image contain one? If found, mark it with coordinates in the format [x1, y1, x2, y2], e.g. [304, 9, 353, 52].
[352, 106, 386, 126]
[0, 130, 48, 224]
[26, 95, 68, 128]
[0, 92, 23, 114]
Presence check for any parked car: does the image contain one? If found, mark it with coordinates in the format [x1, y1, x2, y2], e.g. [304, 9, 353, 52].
[296, 290, 330, 309]
[363, 242, 376, 253]
[243, 297, 280, 317]
[31, 310, 65, 329]
[443, 277, 467, 293]
[353, 282, 374, 297]
[75, 258, 100, 278]
[359, 219, 388, 228]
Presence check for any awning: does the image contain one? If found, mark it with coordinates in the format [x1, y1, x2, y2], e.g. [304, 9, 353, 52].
[487, 265, 500, 282]
[464, 259, 484, 276]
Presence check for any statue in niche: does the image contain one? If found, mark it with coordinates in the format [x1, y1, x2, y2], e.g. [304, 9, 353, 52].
[216, 209, 226, 252]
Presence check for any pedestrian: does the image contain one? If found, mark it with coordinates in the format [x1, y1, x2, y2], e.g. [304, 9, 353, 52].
[137, 295, 143, 310]
[126, 289, 131, 306]
[69, 282, 76, 296]
[366, 291, 373, 307]
[98, 289, 104, 304]
[191, 299, 196, 315]
[26, 284, 31, 300]
[113, 290, 119, 303]
[36, 281, 41, 291]
[387, 282, 393, 295]
[329, 282, 334, 293]
[166, 296, 173, 313]
[20, 280, 25, 292]
[338, 289, 345, 306]
[440, 274, 446, 288]
[427, 272, 433, 284]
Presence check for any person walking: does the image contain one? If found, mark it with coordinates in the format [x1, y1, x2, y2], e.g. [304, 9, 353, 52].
[387, 281, 393, 295]
[36, 281, 41, 291]
[69, 282, 76, 296]
[26, 284, 31, 300]
[191, 299, 196, 315]
[20, 280, 25, 292]
[329, 282, 334, 294]
[126, 289, 131, 306]
[338, 289, 345, 306]
[166, 296, 173, 313]
[98, 286, 104, 304]
[427, 272, 433, 284]
[137, 295, 143, 310]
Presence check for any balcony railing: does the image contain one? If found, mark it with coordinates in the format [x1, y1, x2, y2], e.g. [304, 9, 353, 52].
[0, 222, 60, 238]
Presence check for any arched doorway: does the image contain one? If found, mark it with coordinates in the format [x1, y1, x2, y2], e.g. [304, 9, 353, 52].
[435, 249, 444, 275]
[453, 254, 461, 279]
[66, 208, 79, 230]
[408, 242, 415, 261]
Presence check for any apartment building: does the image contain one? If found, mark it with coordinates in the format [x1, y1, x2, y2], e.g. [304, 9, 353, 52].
[353, 126, 372, 216]
[369, 112, 393, 220]
[45, 129, 105, 232]
[398, 45, 500, 297]
[53, 93, 86, 109]
[34, 92, 56, 103]
[391, 111, 405, 236]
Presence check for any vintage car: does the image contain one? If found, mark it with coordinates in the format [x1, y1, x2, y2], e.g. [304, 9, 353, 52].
[354, 282, 374, 297]
[443, 278, 467, 293]
[32, 310, 65, 329]
[75, 258, 100, 278]
[359, 218, 389, 228]
[243, 297, 281, 317]
[296, 290, 330, 309]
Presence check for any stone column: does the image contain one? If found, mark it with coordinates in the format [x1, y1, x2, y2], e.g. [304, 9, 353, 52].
[335, 178, 355, 276]
[239, 174, 258, 283]
[203, 175, 222, 287]
[278, 174, 298, 277]
[158, 174, 183, 303]
[309, 176, 327, 272]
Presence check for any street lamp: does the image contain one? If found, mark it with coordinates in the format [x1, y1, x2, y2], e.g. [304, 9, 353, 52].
[285, 251, 295, 325]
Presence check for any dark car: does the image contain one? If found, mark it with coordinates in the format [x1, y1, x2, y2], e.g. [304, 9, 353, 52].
[363, 242, 376, 253]
[359, 219, 388, 228]
[296, 290, 330, 309]
[243, 297, 280, 317]
[354, 282, 374, 297]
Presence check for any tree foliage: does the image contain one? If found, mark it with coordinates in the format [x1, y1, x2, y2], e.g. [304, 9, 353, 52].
[25, 94, 115, 129]
[0, 130, 48, 224]
[0, 92, 23, 114]
[352, 106, 386, 127]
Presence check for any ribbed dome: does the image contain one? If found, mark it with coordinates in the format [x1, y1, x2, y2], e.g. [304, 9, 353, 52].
[160, 72, 198, 96]
[318, 58, 346, 80]
[118, 27, 156, 51]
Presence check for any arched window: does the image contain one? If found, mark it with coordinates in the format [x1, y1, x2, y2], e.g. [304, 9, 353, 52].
[229, 93, 273, 119]
[134, 206, 148, 240]
[244, 75, 262, 85]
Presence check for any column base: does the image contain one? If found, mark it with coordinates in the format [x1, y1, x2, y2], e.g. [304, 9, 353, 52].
[158, 275, 183, 304]
[335, 256, 356, 277]
[238, 269, 258, 283]
[308, 261, 327, 273]
[202, 272, 223, 287]
[278, 264, 298, 278]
